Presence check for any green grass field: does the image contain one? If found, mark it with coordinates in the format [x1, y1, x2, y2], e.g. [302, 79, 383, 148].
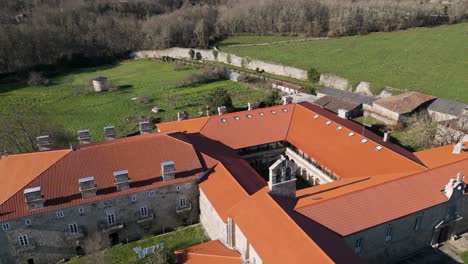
[0, 60, 266, 141]
[219, 35, 302, 46]
[67, 224, 208, 264]
[223, 23, 468, 102]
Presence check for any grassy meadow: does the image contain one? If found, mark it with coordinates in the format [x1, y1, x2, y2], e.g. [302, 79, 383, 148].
[0, 60, 266, 141]
[223, 23, 468, 102]
[218, 35, 302, 46]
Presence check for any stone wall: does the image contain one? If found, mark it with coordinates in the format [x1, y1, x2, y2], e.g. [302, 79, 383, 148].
[132, 48, 308, 80]
[363, 103, 400, 125]
[199, 189, 227, 243]
[319, 74, 352, 91]
[234, 224, 262, 264]
[0, 178, 199, 264]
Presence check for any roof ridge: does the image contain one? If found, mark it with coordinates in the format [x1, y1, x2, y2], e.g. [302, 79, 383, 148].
[183, 252, 240, 259]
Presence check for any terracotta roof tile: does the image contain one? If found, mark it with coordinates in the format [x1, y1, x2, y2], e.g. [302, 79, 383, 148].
[374, 91, 436, 114]
[157, 117, 210, 134]
[176, 240, 241, 264]
[415, 143, 468, 168]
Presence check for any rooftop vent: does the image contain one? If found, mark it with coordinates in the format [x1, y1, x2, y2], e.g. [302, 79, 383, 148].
[282, 96, 293, 105]
[271, 110, 277, 115]
[361, 139, 368, 144]
[325, 121, 332, 125]
[178, 111, 189, 121]
[375, 146, 383, 151]
[24, 187, 44, 210]
[337, 126, 343, 131]
[139, 121, 153, 135]
[313, 114, 319, 119]
[103, 126, 116, 141]
[79, 176, 97, 199]
[348, 132, 355, 137]
[246, 114, 252, 119]
[383, 131, 391, 143]
[113, 170, 130, 191]
[37, 135, 51, 151]
[234, 116, 240, 121]
[77, 129, 91, 145]
[218, 106, 228, 115]
[161, 161, 175, 181]
[221, 118, 227, 123]
[259, 112, 265, 116]
[248, 102, 259, 111]
[282, 108, 288, 113]
[453, 142, 466, 155]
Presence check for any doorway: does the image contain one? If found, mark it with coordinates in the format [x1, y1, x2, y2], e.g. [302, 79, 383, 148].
[27, 259, 34, 264]
[437, 226, 451, 244]
[109, 232, 119, 246]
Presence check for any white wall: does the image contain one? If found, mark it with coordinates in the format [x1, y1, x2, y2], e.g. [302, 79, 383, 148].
[199, 190, 227, 243]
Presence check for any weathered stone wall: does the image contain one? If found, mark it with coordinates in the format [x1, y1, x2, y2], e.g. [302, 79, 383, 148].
[428, 110, 458, 122]
[319, 74, 352, 91]
[199, 189, 226, 243]
[132, 48, 308, 80]
[363, 103, 400, 125]
[0, 179, 199, 264]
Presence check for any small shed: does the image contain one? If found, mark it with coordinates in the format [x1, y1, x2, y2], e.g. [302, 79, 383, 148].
[313, 95, 362, 118]
[271, 81, 303, 94]
[92, 76, 108, 92]
[317, 87, 376, 106]
[427, 98, 468, 122]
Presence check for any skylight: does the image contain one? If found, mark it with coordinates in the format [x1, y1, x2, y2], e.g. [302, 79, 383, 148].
[375, 146, 383, 151]
[234, 116, 240, 121]
[313, 114, 319, 119]
[271, 110, 277, 114]
[337, 126, 343, 130]
[361, 139, 368, 144]
[282, 108, 288, 113]
[325, 121, 332, 125]
[221, 118, 227, 123]
[348, 132, 355, 137]
[247, 114, 252, 119]
[259, 112, 265, 116]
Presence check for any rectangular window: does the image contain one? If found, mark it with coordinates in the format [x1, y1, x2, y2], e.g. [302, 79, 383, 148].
[79, 208, 84, 214]
[176, 186, 181, 191]
[25, 219, 31, 226]
[131, 195, 137, 202]
[385, 224, 393, 242]
[179, 197, 187, 207]
[354, 238, 363, 254]
[414, 215, 423, 232]
[18, 235, 29, 246]
[148, 191, 156, 197]
[140, 206, 148, 217]
[69, 223, 79, 235]
[2, 223, 10, 230]
[107, 211, 116, 225]
[56, 211, 65, 218]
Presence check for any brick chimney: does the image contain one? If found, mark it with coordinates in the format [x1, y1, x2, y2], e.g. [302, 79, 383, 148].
[248, 102, 259, 111]
[218, 106, 227, 115]
[443, 173, 465, 200]
[79, 176, 97, 199]
[453, 142, 465, 154]
[113, 170, 130, 191]
[139, 121, 152, 135]
[161, 161, 175, 181]
[36, 135, 51, 151]
[103, 126, 116, 141]
[77, 129, 91, 145]
[178, 111, 189, 121]
[268, 155, 297, 198]
[282, 96, 293, 105]
[24, 187, 44, 210]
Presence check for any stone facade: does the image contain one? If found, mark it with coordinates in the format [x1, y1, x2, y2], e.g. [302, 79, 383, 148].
[0, 179, 199, 264]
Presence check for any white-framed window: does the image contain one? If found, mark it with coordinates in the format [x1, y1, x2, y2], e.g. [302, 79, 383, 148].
[131, 195, 137, 202]
[78, 207, 84, 214]
[69, 223, 79, 235]
[179, 197, 187, 208]
[148, 191, 156, 197]
[385, 224, 393, 242]
[18, 235, 29, 246]
[25, 219, 31, 226]
[2, 223, 10, 230]
[354, 237, 363, 254]
[140, 206, 148, 217]
[185, 182, 192, 189]
[414, 215, 423, 232]
[56, 211, 65, 218]
[106, 210, 116, 225]
[176, 186, 181, 191]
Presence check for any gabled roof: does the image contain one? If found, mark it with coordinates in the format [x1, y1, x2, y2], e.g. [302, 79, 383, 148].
[0, 149, 70, 205]
[318, 87, 376, 105]
[374, 91, 436, 114]
[157, 117, 210, 134]
[313, 95, 361, 113]
[0, 133, 204, 221]
[176, 240, 241, 264]
[415, 143, 468, 168]
[428, 98, 467, 117]
[295, 158, 468, 236]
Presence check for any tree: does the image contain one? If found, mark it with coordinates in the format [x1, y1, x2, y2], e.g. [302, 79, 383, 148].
[307, 67, 320, 83]
[143, 248, 178, 264]
[204, 87, 234, 114]
[397, 112, 438, 151]
[261, 90, 280, 107]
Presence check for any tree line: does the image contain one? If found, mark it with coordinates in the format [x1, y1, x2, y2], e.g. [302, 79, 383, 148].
[0, 0, 466, 74]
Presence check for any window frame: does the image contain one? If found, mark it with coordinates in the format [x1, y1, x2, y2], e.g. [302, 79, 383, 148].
[106, 210, 116, 225]
[354, 237, 363, 254]
[25, 219, 31, 226]
[140, 206, 149, 218]
[2, 223, 10, 230]
[56, 211, 65, 219]
[385, 224, 393, 242]
[179, 197, 187, 207]
[148, 191, 156, 197]
[414, 215, 423, 232]
[69, 223, 79, 235]
[18, 235, 29, 246]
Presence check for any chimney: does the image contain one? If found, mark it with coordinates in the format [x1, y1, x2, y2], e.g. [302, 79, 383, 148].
[113, 170, 130, 191]
[24, 187, 44, 210]
[78, 176, 97, 199]
[443, 173, 465, 200]
[383, 131, 391, 142]
[161, 161, 175, 181]
[268, 155, 297, 198]
[218, 106, 227, 115]
[248, 102, 259, 111]
[103, 126, 116, 141]
[337, 109, 349, 119]
[282, 96, 293, 105]
[37, 135, 51, 151]
[77, 129, 91, 145]
[178, 111, 189, 121]
[453, 142, 465, 154]
[139, 121, 152, 135]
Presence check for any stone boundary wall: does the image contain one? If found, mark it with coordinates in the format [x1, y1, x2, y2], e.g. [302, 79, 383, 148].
[319, 73, 352, 91]
[131, 48, 308, 80]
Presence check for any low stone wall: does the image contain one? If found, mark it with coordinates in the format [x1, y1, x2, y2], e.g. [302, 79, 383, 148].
[319, 74, 352, 91]
[132, 48, 308, 80]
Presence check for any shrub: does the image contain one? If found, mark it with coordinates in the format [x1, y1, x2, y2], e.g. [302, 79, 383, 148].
[213, 50, 219, 60]
[204, 87, 234, 114]
[307, 67, 320, 82]
[27, 72, 49, 86]
[188, 49, 195, 60]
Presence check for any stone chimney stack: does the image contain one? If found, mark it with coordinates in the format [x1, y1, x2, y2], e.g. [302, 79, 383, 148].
[139, 121, 152, 135]
[103, 126, 116, 141]
[218, 106, 227, 115]
[161, 161, 175, 181]
[383, 131, 391, 142]
[268, 155, 297, 198]
[337, 109, 349, 119]
[113, 170, 130, 191]
[443, 173, 465, 200]
[24, 187, 44, 210]
[79, 176, 97, 199]
[248, 102, 259, 111]
[77, 129, 91, 145]
[282, 96, 293, 105]
[178, 111, 189, 121]
[453, 142, 465, 154]
[37, 135, 51, 151]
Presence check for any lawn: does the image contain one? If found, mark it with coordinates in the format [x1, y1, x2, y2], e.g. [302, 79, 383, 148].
[68, 224, 209, 264]
[0, 60, 266, 141]
[218, 35, 302, 46]
[223, 23, 468, 103]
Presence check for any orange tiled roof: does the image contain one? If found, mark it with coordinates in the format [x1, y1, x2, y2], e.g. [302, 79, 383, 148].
[0, 133, 204, 221]
[0, 149, 70, 205]
[374, 91, 436, 114]
[176, 240, 241, 264]
[415, 143, 468, 168]
[157, 117, 210, 134]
